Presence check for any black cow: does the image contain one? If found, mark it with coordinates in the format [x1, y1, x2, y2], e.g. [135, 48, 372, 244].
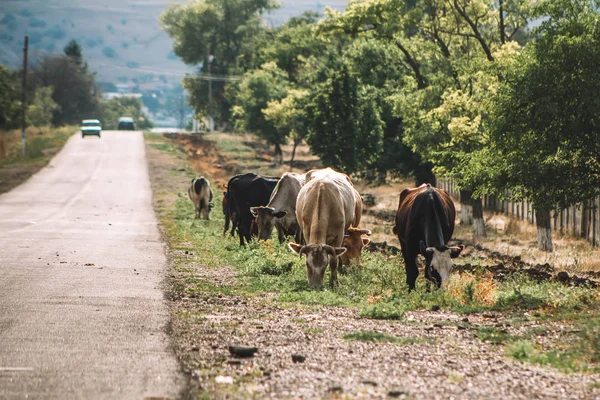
[393, 183, 464, 290]
[227, 173, 279, 246]
[222, 177, 239, 237]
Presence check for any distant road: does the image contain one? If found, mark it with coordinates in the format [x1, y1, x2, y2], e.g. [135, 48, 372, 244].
[0, 131, 185, 399]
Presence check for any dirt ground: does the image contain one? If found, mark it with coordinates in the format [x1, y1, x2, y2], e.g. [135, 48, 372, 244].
[146, 132, 600, 399]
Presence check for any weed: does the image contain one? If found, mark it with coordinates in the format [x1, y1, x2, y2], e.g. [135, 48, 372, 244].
[475, 327, 516, 344]
[344, 330, 429, 345]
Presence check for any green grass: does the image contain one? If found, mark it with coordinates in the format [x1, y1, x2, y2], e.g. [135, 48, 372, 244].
[150, 132, 600, 375]
[344, 330, 431, 345]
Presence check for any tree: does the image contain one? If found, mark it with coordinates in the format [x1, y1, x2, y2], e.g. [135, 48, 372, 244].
[31, 54, 99, 126]
[231, 62, 289, 163]
[324, 0, 533, 236]
[27, 86, 60, 127]
[64, 39, 83, 65]
[263, 88, 308, 169]
[0, 64, 21, 130]
[303, 59, 384, 175]
[161, 0, 280, 124]
[472, 0, 600, 251]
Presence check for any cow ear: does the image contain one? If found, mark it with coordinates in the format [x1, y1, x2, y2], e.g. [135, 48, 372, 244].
[250, 207, 259, 217]
[450, 245, 465, 258]
[362, 238, 371, 246]
[288, 242, 304, 256]
[419, 241, 433, 257]
[274, 210, 287, 219]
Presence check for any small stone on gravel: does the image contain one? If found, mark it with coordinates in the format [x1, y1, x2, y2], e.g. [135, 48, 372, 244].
[228, 345, 258, 358]
[388, 389, 407, 397]
[292, 354, 306, 363]
[431, 305, 440, 311]
[227, 359, 242, 365]
[327, 385, 343, 393]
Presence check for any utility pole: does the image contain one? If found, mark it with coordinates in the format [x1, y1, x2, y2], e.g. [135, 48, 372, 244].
[21, 36, 29, 155]
[207, 49, 213, 132]
[179, 92, 185, 129]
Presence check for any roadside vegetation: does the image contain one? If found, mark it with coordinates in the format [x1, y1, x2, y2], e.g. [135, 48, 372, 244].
[162, 0, 600, 252]
[147, 132, 600, 383]
[0, 125, 75, 193]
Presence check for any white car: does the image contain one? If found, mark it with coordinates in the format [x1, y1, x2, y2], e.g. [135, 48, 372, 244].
[81, 119, 102, 138]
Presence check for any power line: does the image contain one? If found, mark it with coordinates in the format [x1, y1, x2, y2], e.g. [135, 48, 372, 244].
[93, 63, 242, 81]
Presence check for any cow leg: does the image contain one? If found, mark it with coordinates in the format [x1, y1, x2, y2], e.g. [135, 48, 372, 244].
[329, 255, 339, 289]
[195, 207, 200, 219]
[277, 227, 284, 244]
[294, 229, 302, 246]
[223, 217, 230, 236]
[403, 252, 419, 291]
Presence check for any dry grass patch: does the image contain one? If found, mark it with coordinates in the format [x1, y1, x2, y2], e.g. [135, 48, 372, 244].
[446, 271, 498, 306]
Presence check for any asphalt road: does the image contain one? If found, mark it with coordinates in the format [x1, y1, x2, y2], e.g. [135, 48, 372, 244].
[0, 131, 185, 399]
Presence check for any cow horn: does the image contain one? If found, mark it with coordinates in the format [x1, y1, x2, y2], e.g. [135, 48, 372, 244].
[360, 229, 372, 236]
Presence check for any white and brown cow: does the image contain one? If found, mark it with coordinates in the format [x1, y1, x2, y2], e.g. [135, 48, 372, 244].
[288, 167, 367, 288]
[250, 172, 305, 244]
[188, 177, 213, 220]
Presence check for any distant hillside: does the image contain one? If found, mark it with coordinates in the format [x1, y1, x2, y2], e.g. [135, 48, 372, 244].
[0, 0, 347, 85]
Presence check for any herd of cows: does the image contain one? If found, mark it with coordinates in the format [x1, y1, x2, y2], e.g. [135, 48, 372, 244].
[188, 167, 464, 289]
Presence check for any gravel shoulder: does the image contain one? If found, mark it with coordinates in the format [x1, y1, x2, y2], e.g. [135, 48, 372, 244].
[145, 133, 600, 399]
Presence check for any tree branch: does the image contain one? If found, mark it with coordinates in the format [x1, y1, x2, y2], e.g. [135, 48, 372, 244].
[393, 38, 426, 89]
[452, 0, 494, 62]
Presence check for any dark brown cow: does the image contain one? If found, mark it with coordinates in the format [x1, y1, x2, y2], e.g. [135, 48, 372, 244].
[393, 184, 464, 290]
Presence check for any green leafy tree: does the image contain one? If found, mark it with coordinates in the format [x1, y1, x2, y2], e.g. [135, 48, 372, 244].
[232, 62, 289, 162]
[471, 0, 600, 251]
[27, 86, 60, 127]
[303, 58, 384, 175]
[0, 64, 21, 130]
[31, 54, 99, 126]
[263, 88, 308, 169]
[161, 0, 280, 124]
[64, 39, 83, 66]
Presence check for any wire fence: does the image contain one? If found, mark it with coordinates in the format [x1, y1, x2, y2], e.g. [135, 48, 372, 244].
[438, 178, 600, 247]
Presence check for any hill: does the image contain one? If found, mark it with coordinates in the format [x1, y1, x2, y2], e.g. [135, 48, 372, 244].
[0, 0, 347, 85]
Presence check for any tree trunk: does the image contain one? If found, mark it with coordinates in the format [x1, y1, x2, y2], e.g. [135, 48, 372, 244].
[414, 163, 436, 187]
[535, 209, 553, 251]
[459, 190, 473, 225]
[499, 0, 506, 44]
[473, 197, 486, 237]
[274, 143, 283, 165]
[581, 200, 590, 239]
[290, 138, 300, 171]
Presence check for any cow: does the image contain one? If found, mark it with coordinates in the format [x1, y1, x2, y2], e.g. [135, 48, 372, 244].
[227, 173, 280, 246]
[341, 227, 372, 268]
[392, 183, 464, 290]
[250, 172, 305, 244]
[188, 177, 213, 220]
[288, 167, 367, 288]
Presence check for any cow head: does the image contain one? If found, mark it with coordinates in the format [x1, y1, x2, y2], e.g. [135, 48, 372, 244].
[289, 243, 346, 288]
[250, 206, 287, 240]
[341, 227, 371, 267]
[419, 241, 464, 288]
